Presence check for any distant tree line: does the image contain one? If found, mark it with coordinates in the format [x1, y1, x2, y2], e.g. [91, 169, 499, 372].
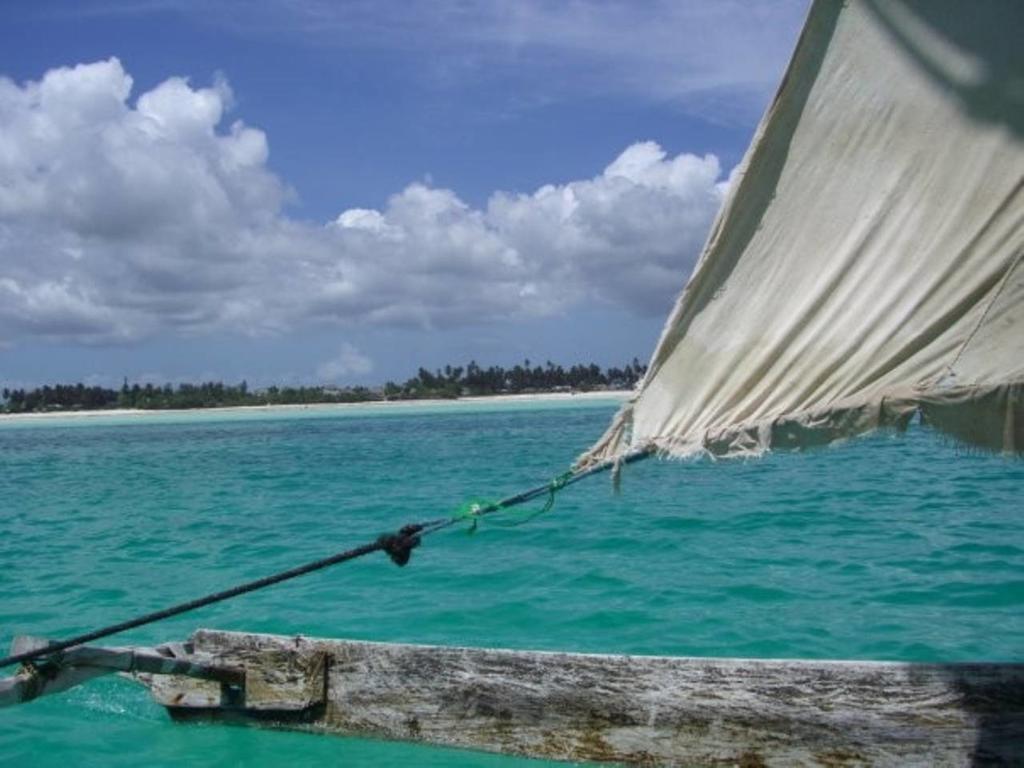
[0, 380, 377, 414]
[0, 359, 647, 414]
[383, 358, 647, 400]
[1, 383, 120, 413]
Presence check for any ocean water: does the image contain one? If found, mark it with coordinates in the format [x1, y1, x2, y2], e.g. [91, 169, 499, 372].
[0, 399, 1021, 766]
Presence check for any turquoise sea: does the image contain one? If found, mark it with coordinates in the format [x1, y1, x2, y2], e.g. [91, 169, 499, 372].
[1, 398, 1022, 766]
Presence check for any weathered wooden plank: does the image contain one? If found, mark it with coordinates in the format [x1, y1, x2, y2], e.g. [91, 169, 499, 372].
[145, 643, 325, 713]
[139, 629, 1024, 766]
[243, 646, 326, 711]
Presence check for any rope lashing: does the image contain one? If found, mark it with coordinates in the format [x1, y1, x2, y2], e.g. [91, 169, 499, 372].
[486, 469, 575, 528]
[452, 500, 494, 534]
[377, 524, 424, 566]
[0, 446, 653, 671]
[453, 469, 576, 531]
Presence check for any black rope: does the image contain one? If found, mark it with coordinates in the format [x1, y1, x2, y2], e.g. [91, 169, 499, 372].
[0, 534, 397, 670]
[0, 447, 652, 670]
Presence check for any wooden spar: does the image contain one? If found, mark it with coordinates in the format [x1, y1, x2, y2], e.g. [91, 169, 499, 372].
[0, 636, 243, 708]
[136, 629, 1024, 766]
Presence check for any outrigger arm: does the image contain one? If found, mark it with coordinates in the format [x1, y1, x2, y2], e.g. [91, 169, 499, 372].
[0, 636, 243, 708]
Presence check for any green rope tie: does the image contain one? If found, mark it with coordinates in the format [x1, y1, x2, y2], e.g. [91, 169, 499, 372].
[453, 499, 495, 534]
[456, 470, 576, 531]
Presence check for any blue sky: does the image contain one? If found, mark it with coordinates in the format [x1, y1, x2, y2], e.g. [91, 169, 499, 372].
[0, 0, 807, 389]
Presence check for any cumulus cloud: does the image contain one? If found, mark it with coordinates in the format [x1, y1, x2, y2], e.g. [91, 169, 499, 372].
[0, 58, 284, 342]
[0, 59, 729, 345]
[316, 343, 374, 382]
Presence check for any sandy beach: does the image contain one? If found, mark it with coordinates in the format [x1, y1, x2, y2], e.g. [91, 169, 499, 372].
[0, 389, 631, 424]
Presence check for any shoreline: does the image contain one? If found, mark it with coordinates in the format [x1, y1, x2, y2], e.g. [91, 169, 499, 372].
[0, 390, 631, 424]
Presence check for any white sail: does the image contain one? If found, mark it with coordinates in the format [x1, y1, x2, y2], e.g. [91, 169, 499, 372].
[582, 0, 1023, 464]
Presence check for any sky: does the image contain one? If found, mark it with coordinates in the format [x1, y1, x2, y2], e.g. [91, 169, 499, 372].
[0, 0, 808, 390]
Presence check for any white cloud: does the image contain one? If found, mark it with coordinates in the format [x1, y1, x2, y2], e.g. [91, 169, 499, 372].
[488, 142, 724, 311]
[316, 343, 374, 382]
[0, 58, 284, 342]
[0, 59, 730, 345]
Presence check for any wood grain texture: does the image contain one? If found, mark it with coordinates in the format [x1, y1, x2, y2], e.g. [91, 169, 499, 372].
[140, 629, 1024, 766]
[144, 640, 324, 713]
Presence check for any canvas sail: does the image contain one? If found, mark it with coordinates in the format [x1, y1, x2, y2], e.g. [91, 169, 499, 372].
[581, 0, 1023, 466]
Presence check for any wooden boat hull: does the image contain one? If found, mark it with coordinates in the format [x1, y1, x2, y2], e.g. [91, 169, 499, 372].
[139, 629, 1024, 766]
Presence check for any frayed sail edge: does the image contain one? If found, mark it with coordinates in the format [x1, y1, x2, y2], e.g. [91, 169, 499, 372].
[578, 380, 1023, 474]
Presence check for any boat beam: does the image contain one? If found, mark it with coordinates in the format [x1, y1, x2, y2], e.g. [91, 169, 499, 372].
[138, 628, 1024, 766]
